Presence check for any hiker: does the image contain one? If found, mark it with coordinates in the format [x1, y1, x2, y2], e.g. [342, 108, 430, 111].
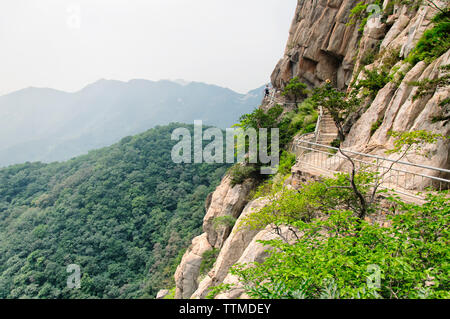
[264, 84, 270, 98]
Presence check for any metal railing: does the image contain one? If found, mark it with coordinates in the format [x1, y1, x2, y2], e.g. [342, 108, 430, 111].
[293, 139, 450, 200]
[314, 105, 323, 143]
[289, 106, 324, 157]
[266, 88, 300, 106]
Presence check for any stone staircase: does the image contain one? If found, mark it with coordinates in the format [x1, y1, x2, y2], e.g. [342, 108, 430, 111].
[316, 112, 338, 145]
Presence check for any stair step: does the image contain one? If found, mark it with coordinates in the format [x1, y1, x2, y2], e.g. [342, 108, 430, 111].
[318, 139, 336, 143]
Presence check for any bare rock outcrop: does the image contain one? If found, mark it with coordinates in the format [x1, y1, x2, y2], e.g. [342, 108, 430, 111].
[271, 0, 361, 90]
[344, 50, 450, 182]
[191, 197, 271, 299]
[174, 233, 212, 299]
[215, 225, 298, 299]
[174, 175, 256, 298]
[203, 175, 256, 249]
[156, 289, 170, 299]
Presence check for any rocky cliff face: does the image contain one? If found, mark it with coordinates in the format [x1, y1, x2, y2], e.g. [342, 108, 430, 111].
[272, 0, 449, 174]
[173, 176, 256, 299]
[190, 197, 271, 299]
[344, 51, 450, 179]
[170, 0, 449, 299]
[343, 2, 449, 177]
[271, 0, 361, 90]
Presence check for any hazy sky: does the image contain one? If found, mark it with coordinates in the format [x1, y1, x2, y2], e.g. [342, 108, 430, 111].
[0, 0, 297, 95]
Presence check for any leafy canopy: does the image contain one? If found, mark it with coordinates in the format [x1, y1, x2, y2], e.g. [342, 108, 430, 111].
[0, 123, 228, 299]
[231, 192, 449, 299]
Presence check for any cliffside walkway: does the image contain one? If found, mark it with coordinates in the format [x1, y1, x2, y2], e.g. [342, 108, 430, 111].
[291, 138, 450, 204]
[264, 94, 449, 203]
[285, 102, 450, 203]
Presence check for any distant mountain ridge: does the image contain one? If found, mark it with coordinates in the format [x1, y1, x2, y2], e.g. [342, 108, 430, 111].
[0, 79, 264, 167]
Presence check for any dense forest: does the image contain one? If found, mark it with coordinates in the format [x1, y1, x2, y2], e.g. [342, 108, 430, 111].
[0, 123, 228, 298]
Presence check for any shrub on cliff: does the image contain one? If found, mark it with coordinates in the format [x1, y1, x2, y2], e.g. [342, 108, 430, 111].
[281, 77, 309, 104]
[407, 9, 450, 65]
[231, 192, 449, 299]
[228, 164, 260, 187]
[354, 67, 393, 98]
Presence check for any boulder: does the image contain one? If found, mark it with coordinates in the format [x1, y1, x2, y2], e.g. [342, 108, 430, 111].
[174, 233, 212, 299]
[203, 175, 255, 249]
[215, 225, 299, 299]
[156, 289, 170, 299]
[191, 197, 271, 299]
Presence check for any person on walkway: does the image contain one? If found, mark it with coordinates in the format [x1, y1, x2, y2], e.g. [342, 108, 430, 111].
[264, 84, 270, 98]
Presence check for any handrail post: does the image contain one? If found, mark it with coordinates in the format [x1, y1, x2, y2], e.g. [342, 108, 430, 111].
[314, 105, 323, 143]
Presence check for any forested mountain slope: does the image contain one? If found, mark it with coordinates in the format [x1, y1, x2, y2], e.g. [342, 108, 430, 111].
[0, 80, 263, 167]
[0, 123, 228, 298]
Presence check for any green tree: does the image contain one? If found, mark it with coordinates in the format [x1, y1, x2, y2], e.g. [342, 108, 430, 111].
[281, 77, 309, 105]
[231, 193, 449, 299]
[311, 81, 360, 142]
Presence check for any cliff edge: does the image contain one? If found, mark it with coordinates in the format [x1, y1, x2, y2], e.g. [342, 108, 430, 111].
[168, 0, 449, 299]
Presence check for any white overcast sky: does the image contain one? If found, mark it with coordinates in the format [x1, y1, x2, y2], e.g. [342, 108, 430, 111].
[0, 0, 297, 95]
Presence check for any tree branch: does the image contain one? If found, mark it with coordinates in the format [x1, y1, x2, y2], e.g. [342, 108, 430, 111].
[369, 144, 413, 205]
[338, 147, 368, 220]
[424, 0, 446, 14]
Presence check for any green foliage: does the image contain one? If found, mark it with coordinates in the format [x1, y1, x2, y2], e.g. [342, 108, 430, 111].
[357, 46, 400, 83]
[370, 118, 384, 136]
[234, 104, 289, 152]
[235, 105, 284, 132]
[0, 123, 228, 299]
[361, 49, 377, 66]
[312, 82, 360, 141]
[330, 138, 341, 149]
[392, 0, 423, 11]
[410, 65, 450, 101]
[277, 151, 296, 176]
[355, 67, 393, 98]
[205, 283, 233, 299]
[233, 129, 446, 300]
[200, 248, 220, 276]
[232, 100, 317, 183]
[348, 0, 382, 32]
[249, 173, 288, 201]
[239, 187, 314, 231]
[386, 130, 445, 156]
[228, 164, 260, 187]
[281, 77, 309, 103]
[348, 1, 370, 31]
[433, 96, 450, 125]
[381, 47, 402, 70]
[438, 97, 450, 109]
[231, 193, 450, 299]
[407, 9, 450, 65]
[163, 287, 176, 299]
[239, 172, 374, 231]
[213, 216, 237, 230]
[284, 99, 319, 136]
